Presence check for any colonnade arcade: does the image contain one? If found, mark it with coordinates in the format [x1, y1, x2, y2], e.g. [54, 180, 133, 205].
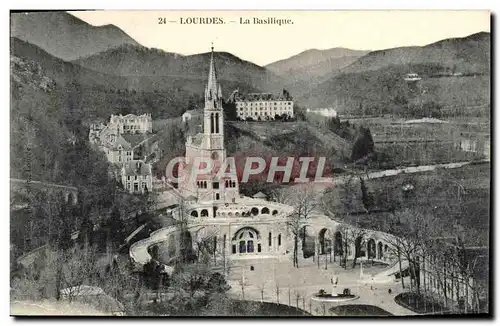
[298, 225, 391, 262]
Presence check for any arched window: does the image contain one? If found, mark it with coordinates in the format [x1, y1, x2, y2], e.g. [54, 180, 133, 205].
[272, 210, 278, 216]
[225, 180, 229, 187]
[251, 207, 259, 216]
[261, 207, 270, 214]
[232, 227, 261, 255]
[201, 209, 209, 217]
[191, 210, 198, 218]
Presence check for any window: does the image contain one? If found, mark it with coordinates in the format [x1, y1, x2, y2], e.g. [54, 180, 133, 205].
[232, 245, 236, 254]
[268, 232, 272, 246]
[216, 193, 220, 200]
[239, 241, 246, 253]
[213, 182, 219, 189]
[278, 234, 282, 246]
[258, 244, 261, 252]
[247, 240, 254, 253]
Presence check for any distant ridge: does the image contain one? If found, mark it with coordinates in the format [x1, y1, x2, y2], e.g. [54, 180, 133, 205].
[11, 11, 140, 61]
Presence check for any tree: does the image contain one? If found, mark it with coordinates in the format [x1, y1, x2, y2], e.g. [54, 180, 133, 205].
[359, 177, 375, 212]
[351, 127, 375, 162]
[279, 186, 317, 268]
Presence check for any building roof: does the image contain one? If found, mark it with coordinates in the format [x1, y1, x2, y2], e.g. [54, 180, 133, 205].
[122, 160, 152, 176]
[234, 89, 293, 102]
[121, 133, 157, 148]
[182, 109, 203, 116]
[253, 191, 267, 199]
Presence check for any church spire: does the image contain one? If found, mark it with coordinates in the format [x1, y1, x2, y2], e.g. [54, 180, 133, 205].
[206, 43, 218, 100]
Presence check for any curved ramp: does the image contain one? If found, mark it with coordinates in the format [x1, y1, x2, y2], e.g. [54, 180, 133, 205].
[129, 225, 179, 274]
[368, 260, 409, 284]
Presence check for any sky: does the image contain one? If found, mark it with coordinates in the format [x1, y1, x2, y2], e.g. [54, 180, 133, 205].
[70, 10, 490, 66]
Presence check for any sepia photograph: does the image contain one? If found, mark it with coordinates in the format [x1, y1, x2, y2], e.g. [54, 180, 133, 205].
[9, 9, 491, 317]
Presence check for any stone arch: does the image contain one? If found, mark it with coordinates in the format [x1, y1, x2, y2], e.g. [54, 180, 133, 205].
[200, 209, 209, 217]
[251, 207, 259, 216]
[334, 231, 343, 257]
[318, 228, 332, 255]
[180, 230, 194, 260]
[195, 226, 218, 255]
[232, 227, 261, 254]
[191, 210, 198, 218]
[377, 241, 384, 259]
[367, 238, 376, 259]
[261, 207, 270, 214]
[355, 235, 365, 259]
[272, 209, 278, 215]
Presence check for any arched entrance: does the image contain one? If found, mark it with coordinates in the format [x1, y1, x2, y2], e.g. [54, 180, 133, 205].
[318, 228, 332, 255]
[355, 236, 365, 259]
[334, 231, 343, 258]
[367, 238, 376, 259]
[377, 241, 384, 259]
[232, 227, 261, 254]
[179, 230, 194, 261]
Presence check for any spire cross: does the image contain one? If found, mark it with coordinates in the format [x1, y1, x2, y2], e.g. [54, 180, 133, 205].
[211, 42, 214, 52]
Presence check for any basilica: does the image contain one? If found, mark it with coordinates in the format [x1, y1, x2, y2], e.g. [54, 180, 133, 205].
[170, 47, 293, 259]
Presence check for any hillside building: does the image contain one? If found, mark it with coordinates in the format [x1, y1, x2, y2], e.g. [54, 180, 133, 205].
[232, 90, 294, 121]
[110, 113, 152, 134]
[181, 109, 203, 122]
[89, 115, 160, 165]
[121, 160, 153, 194]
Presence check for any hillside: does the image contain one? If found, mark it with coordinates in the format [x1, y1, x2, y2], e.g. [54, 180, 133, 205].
[72, 45, 284, 95]
[11, 11, 139, 61]
[298, 32, 491, 115]
[341, 32, 490, 75]
[10, 38, 204, 122]
[266, 48, 368, 97]
[266, 48, 368, 75]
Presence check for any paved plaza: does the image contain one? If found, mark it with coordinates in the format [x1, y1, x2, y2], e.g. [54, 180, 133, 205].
[226, 256, 417, 316]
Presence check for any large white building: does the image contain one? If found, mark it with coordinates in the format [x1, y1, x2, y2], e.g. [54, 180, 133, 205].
[232, 90, 294, 121]
[110, 113, 153, 134]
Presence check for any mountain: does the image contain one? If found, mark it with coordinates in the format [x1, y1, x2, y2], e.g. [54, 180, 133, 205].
[297, 32, 491, 114]
[72, 44, 285, 95]
[265, 48, 368, 96]
[11, 11, 140, 61]
[341, 32, 490, 75]
[266, 48, 368, 75]
[11, 37, 126, 89]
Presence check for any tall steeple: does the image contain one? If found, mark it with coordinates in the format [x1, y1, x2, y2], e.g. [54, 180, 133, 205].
[203, 44, 224, 140]
[205, 43, 219, 103]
